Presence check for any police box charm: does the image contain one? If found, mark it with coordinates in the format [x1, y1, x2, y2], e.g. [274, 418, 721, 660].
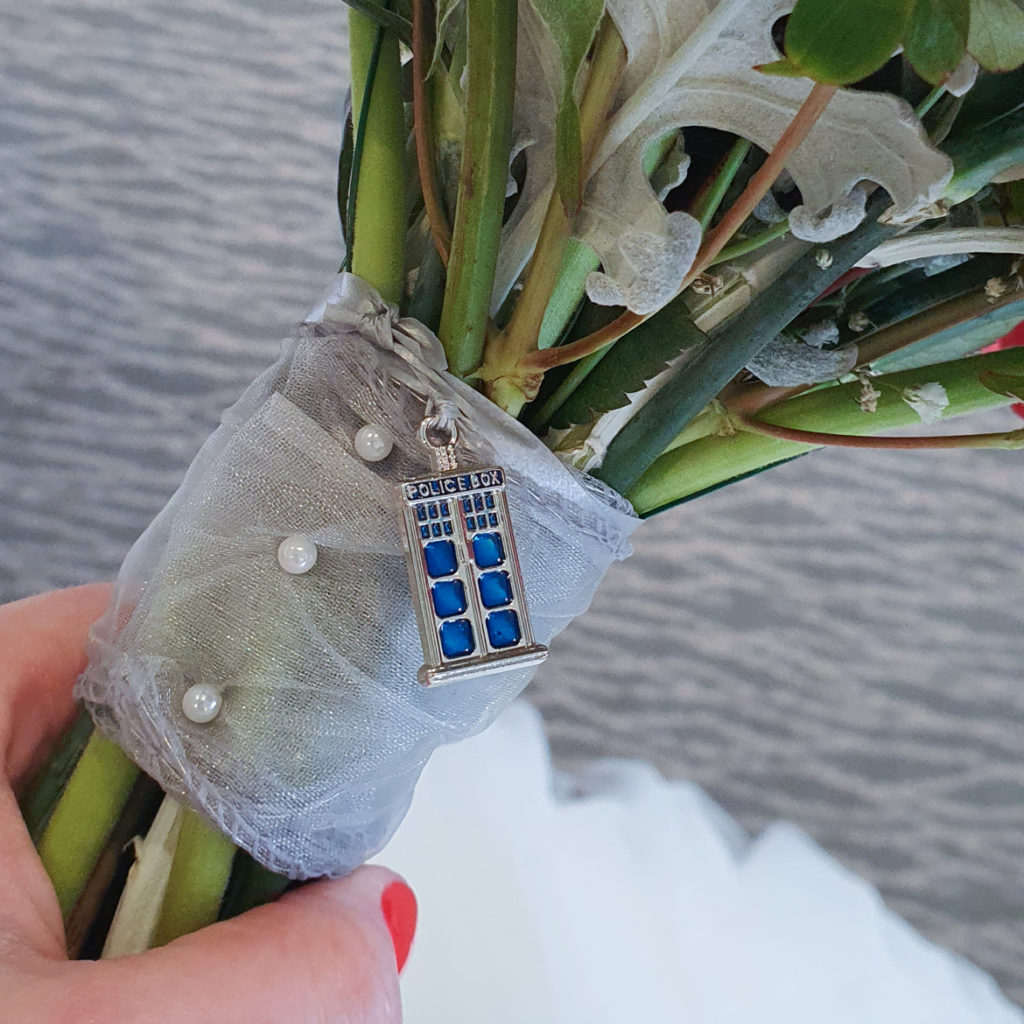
[399, 413, 547, 687]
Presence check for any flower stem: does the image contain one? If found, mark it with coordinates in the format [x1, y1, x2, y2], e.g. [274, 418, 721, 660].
[19, 708, 94, 844]
[348, 4, 406, 303]
[708, 219, 791, 266]
[439, 0, 518, 378]
[737, 417, 1024, 450]
[915, 83, 946, 118]
[722, 285, 1024, 421]
[65, 774, 162, 958]
[698, 84, 838, 269]
[152, 808, 237, 947]
[691, 137, 752, 231]
[628, 345, 1024, 515]
[36, 731, 139, 921]
[412, 0, 452, 265]
[532, 137, 684, 359]
[220, 853, 291, 919]
[855, 288, 1022, 366]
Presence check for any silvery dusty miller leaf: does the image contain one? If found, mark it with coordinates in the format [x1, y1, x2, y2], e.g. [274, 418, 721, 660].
[746, 333, 858, 386]
[500, 0, 952, 317]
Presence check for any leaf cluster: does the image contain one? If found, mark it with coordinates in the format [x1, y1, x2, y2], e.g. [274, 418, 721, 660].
[765, 0, 1024, 86]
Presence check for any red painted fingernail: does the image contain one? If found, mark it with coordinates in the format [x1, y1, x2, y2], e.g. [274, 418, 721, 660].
[380, 880, 417, 973]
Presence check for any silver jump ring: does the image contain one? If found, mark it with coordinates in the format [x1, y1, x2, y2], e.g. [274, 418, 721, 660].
[418, 416, 459, 451]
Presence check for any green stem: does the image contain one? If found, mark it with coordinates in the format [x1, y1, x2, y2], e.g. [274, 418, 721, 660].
[220, 853, 291, 920]
[65, 774, 162, 958]
[536, 240, 601, 351]
[439, 0, 518, 377]
[914, 83, 946, 118]
[348, 5, 406, 303]
[36, 732, 139, 921]
[152, 809, 237, 946]
[738, 417, 1024, 450]
[628, 346, 1024, 515]
[19, 709, 94, 844]
[691, 138, 753, 231]
[708, 219, 791, 266]
[595, 190, 898, 495]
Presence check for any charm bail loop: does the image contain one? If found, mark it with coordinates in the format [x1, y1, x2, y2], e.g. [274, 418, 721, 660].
[419, 399, 460, 472]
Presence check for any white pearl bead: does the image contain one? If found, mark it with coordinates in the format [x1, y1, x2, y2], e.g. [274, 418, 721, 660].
[182, 684, 222, 724]
[354, 423, 393, 462]
[277, 534, 318, 574]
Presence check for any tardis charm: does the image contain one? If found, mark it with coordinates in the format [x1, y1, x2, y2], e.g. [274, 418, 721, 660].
[399, 415, 547, 687]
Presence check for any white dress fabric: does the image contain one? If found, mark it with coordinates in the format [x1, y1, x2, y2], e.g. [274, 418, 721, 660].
[376, 702, 1021, 1024]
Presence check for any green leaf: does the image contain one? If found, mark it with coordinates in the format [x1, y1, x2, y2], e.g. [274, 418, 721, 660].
[978, 369, 1024, 401]
[968, 0, 1024, 71]
[528, 0, 604, 210]
[904, 0, 970, 84]
[552, 296, 707, 428]
[783, 0, 912, 84]
[942, 101, 1024, 201]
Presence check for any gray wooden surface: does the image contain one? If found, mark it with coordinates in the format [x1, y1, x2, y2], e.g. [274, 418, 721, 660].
[2, 0, 1022, 1003]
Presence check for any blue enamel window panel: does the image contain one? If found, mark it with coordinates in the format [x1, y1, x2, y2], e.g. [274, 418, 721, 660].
[432, 579, 467, 618]
[486, 609, 521, 648]
[424, 540, 457, 578]
[473, 532, 505, 568]
[479, 571, 513, 608]
[440, 618, 475, 658]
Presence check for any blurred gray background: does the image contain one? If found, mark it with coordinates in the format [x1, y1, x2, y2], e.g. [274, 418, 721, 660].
[2, 0, 1022, 1004]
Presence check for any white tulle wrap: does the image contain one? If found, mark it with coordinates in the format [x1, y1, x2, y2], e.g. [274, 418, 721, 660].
[76, 274, 638, 879]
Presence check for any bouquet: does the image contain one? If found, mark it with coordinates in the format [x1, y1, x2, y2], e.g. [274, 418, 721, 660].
[18, 0, 1024, 970]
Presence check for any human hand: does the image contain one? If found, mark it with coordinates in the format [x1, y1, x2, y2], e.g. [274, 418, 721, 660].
[0, 584, 417, 1023]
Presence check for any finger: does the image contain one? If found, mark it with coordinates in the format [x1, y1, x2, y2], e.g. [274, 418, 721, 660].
[0, 585, 113, 959]
[0, 583, 112, 787]
[77, 867, 416, 1024]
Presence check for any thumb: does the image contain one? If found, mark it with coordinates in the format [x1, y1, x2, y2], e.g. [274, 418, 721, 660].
[79, 866, 416, 1024]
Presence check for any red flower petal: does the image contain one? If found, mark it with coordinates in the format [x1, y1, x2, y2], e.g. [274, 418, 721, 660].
[982, 319, 1024, 353]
